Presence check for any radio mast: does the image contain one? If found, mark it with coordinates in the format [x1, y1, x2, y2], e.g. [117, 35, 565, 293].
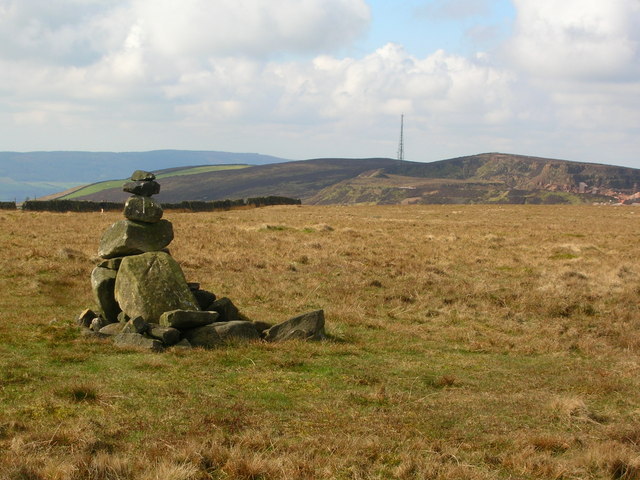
[397, 114, 404, 161]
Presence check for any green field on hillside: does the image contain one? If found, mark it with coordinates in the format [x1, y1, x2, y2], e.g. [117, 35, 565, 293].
[61, 164, 250, 199]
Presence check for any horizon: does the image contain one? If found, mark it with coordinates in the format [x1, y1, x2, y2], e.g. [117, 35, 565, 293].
[0, 149, 636, 170]
[3, 150, 640, 204]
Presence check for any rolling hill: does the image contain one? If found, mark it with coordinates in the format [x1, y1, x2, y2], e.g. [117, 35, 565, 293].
[60, 153, 640, 205]
[59, 158, 401, 203]
[0, 150, 289, 201]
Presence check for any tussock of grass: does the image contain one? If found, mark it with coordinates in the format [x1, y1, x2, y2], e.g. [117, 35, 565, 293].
[1, 205, 640, 478]
[61, 383, 99, 403]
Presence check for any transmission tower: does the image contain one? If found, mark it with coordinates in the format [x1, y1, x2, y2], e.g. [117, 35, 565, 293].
[397, 114, 404, 161]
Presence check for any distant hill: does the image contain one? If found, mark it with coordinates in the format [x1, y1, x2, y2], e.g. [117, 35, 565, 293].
[310, 153, 640, 205]
[0, 150, 290, 201]
[64, 158, 399, 203]
[61, 153, 640, 205]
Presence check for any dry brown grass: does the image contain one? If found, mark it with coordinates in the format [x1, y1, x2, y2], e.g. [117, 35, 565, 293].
[1, 205, 640, 479]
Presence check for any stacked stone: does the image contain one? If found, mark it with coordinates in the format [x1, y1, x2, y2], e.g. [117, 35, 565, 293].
[79, 169, 326, 352]
[98, 170, 170, 259]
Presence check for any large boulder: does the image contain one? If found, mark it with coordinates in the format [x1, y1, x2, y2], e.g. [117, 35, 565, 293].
[90, 266, 121, 323]
[123, 195, 163, 223]
[98, 219, 173, 259]
[159, 310, 219, 330]
[264, 310, 327, 342]
[114, 252, 199, 323]
[210, 321, 260, 341]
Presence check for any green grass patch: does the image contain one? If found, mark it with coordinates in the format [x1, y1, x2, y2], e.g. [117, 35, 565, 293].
[549, 252, 579, 260]
[60, 164, 250, 199]
[156, 164, 249, 179]
[61, 179, 128, 199]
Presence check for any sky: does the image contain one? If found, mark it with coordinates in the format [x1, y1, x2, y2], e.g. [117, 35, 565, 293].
[0, 0, 639, 168]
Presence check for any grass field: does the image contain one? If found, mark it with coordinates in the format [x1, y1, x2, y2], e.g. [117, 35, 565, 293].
[1, 205, 639, 479]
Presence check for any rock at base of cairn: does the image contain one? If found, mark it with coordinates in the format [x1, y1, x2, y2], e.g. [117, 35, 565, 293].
[193, 289, 217, 310]
[264, 310, 326, 342]
[99, 322, 125, 336]
[91, 266, 121, 323]
[211, 321, 261, 341]
[114, 251, 199, 323]
[147, 324, 181, 346]
[77, 308, 98, 328]
[98, 219, 174, 259]
[207, 297, 240, 322]
[113, 333, 164, 352]
[121, 316, 147, 334]
[159, 310, 219, 330]
[182, 325, 222, 348]
[89, 316, 110, 332]
[172, 338, 192, 350]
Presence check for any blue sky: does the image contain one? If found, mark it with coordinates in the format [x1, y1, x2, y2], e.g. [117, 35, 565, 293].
[361, 0, 515, 57]
[0, 0, 639, 168]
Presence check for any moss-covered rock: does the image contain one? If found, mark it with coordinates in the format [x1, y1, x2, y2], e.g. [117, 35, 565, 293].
[123, 195, 163, 223]
[90, 266, 121, 323]
[211, 321, 260, 341]
[130, 170, 156, 181]
[264, 310, 326, 342]
[99, 322, 125, 336]
[98, 219, 173, 258]
[207, 297, 240, 322]
[159, 310, 219, 330]
[123, 180, 161, 197]
[181, 324, 222, 348]
[146, 324, 181, 346]
[114, 252, 199, 323]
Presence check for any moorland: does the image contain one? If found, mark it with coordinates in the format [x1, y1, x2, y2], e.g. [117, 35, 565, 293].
[1, 204, 639, 479]
[57, 153, 640, 206]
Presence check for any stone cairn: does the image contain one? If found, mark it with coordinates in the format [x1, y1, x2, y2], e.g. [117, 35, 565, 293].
[78, 170, 325, 351]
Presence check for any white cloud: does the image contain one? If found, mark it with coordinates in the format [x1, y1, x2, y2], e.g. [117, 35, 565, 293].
[498, 0, 640, 166]
[0, 0, 123, 65]
[0, 0, 370, 66]
[0, 0, 638, 167]
[417, 0, 493, 19]
[131, 0, 370, 60]
[509, 0, 640, 81]
[166, 43, 515, 132]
